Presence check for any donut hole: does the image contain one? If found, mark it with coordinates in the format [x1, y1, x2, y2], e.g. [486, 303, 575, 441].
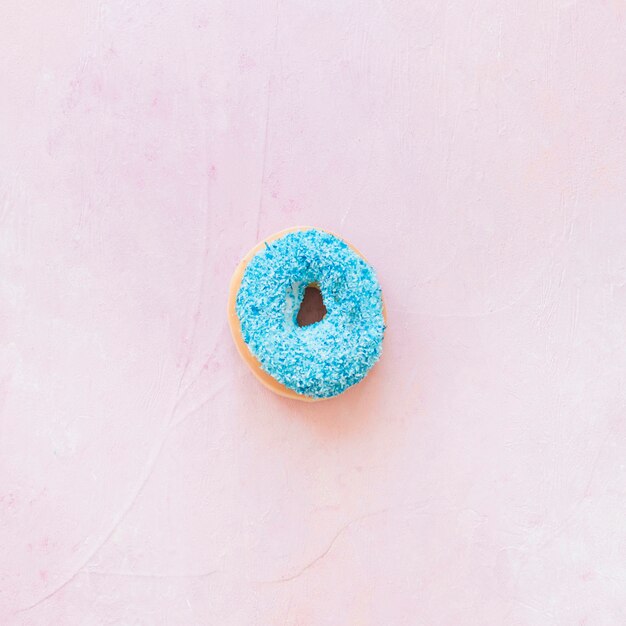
[296, 284, 327, 327]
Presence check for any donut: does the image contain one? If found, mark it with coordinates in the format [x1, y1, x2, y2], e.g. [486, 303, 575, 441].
[227, 227, 385, 401]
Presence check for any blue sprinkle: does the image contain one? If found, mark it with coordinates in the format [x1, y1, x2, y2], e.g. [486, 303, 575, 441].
[235, 229, 385, 399]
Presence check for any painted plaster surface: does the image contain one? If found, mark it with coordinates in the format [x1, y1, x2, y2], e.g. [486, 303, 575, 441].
[1, 1, 625, 624]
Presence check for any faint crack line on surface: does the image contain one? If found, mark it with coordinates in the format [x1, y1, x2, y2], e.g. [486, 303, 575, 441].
[340, 132, 376, 227]
[170, 376, 233, 431]
[539, 423, 616, 549]
[14, 571, 76, 616]
[581, 424, 614, 497]
[256, 509, 390, 584]
[17, 373, 234, 615]
[16, 422, 172, 615]
[172, 177, 213, 414]
[170, 324, 227, 419]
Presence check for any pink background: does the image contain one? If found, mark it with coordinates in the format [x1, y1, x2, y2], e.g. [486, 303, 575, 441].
[2, 1, 626, 624]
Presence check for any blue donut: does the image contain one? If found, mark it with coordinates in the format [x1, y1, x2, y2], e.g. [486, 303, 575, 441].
[235, 228, 385, 399]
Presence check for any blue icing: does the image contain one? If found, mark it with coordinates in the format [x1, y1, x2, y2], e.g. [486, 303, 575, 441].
[236, 229, 385, 399]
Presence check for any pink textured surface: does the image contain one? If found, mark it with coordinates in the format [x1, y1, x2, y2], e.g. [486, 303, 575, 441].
[1, 1, 626, 624]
